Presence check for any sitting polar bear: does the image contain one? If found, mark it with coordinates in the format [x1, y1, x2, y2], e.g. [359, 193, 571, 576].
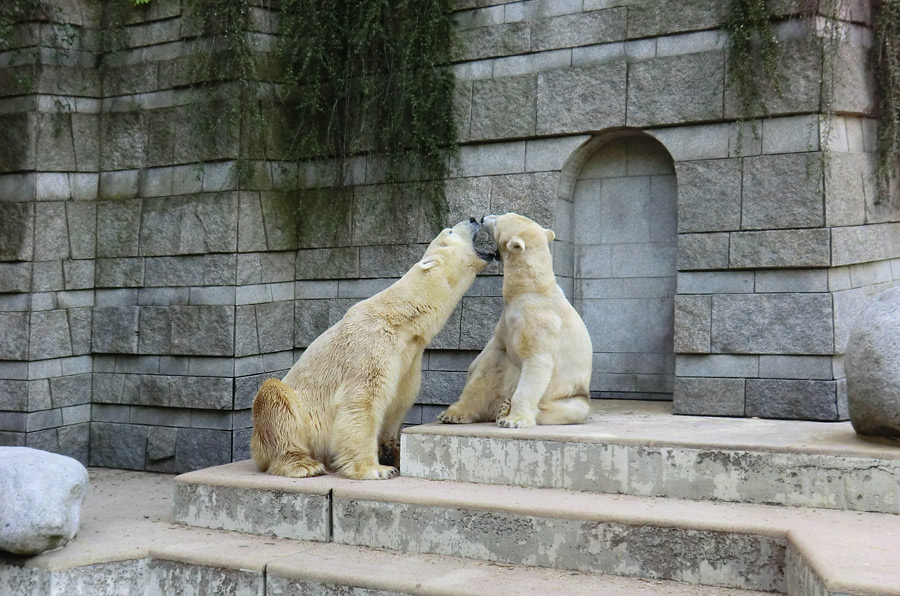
[251, 218, 493, 479]
[439, 213, 592, 428]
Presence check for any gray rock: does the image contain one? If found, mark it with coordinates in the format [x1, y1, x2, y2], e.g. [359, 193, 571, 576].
[0, 447, 89, 555]
[845, 286, 900, 438]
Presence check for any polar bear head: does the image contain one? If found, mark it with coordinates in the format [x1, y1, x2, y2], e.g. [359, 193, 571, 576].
[415, 217, 495, 284]
[481, 213, 555, 261]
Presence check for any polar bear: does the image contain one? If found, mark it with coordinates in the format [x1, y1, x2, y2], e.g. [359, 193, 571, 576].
[251, 218, 493, 479]
[438, 213, 592, 428]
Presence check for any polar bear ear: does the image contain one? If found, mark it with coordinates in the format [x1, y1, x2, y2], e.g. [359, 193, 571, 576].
[507, 236, 526, 253]
[418, 256, 441, 271]
[544, 228, 556, 243]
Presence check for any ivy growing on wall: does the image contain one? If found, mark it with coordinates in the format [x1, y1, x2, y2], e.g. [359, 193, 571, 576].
[185, 0, 457, 226]
[874, 0, 900, 200]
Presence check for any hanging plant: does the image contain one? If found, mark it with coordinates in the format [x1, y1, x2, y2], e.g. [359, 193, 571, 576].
[873, 0, 900, 202]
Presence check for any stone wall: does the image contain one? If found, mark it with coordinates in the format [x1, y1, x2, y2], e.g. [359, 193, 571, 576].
[0, 0, 898, 472]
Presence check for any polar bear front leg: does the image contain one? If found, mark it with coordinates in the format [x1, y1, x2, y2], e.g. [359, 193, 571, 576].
[330, 390, 399, 480]
[439, 341, 506, 423]
[497, 356, 553, 429]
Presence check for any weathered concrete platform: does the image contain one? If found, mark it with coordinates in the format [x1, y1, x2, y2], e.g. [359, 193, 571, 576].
[174, 460, 900, 596]
[0, 469, 768, 596]
[402, 400, 900, 513]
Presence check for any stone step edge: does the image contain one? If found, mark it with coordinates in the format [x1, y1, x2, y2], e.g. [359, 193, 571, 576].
[173, 461, 900, 596]
[0, 527, 773, 596]
[399, 428, 900, 514]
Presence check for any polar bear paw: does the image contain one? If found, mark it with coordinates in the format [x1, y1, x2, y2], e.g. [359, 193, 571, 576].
[357, 465, 399, 480]
[497, 413, 536, 428]
[497, 398, 511, 418]
[437, 408, 475, 424]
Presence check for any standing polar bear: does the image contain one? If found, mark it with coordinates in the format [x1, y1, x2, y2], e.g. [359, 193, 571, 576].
[251, 218, 493, 480]
[439, 213, 592, 428]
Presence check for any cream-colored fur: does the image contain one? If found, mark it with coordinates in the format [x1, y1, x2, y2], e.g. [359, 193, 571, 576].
[251, 219, 492, 479]
[438, 213, 592, 428]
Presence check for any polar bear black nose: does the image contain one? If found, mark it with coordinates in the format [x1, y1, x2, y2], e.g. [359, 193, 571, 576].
[480, 216, 485, 224]
[469, 216, 477, 223]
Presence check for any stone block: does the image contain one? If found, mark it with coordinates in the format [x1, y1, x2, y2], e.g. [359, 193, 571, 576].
[673, 377, 745, 416]
[57, 423, 89, 464]
[627, 51, 725, 127]
[610, 242, 676, 278]
[677, 233, 730, 270]
[758, 355, 834, 380]
[711, 294, 834, 355]
[255, 301, 294, 354]
[0, 203, 33, 262]
[755, 270, 828, 293]
[27, 380, 51, 411]
[452, 22, 530, 62]
[832, 43, 876, 115]
[536, 62, 627, 135]
[65, 202, 97, 260]
[36, 113, 76, 171]
[130, 405, 191, 427]
[29, 310, 72, 360]
[100, 111, 147, 170]
[175, 427, 231, 472]
[138, 305, 235, 356]
[459, 296, 503, 350]
[71, 115, 99, 172]
[296, 188, 353, 249]
[0, 380, 27, 411]
[33, 202, 69, 261]
[260, 192, 298, 251]
[352, 185, 421, 246]
[70, 173, 99, 200]
[419, 371, 467, 405]
[147, 425, 177, 463]
[526, 136, 591, 173]
[99, 170, 139, 201]
[675, 159, 741, 233]
[0, 114, 35, 173]
[674, 295, 711, 353]
[0, 312, 29, 361]
[189, 286, 235, 306]
[62, 260, 95, 292]
[429, 303, 462, 350]
[729, 229, 831, 268]
[531, 8, 626, 51]
[297, 247, 359, 280]
[676, 354, 758, 378]
[144, 254, 237, 287]
[96, 199, 142, 258]
[31, 261, 63, 292]
[68, 308, 93, 355]
[582, 298, 673, 354]
[293, 300, 330, 348]
[492, 49, 572, 78]
[140, 194, 238, 256]
[579, 277, 675, 300]
[761, 115, 819, 154]
[96, 258, 144, 288]
[627, 0, 726, 38]
[745, 379, 840, 421]
[89, 422, 148, 469]
[677, 271, 753, 294]
[91, 306, 139, 354]
[91, 403, 130, 423]
[470, 75, 537, 141]
[235, 305, 260, 357]
[455, 142, 526, 177]
[50, 374, 92, 408]
[831, 223, 900, 267]
[0, 412, 26, 432]
[488, 173, 556, 226]
[237, 252, 296, 285]
[358, 244, 423, 278]
[741, 154, 823, 230]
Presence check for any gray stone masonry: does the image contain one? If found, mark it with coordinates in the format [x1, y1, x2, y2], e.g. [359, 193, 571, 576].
[0, 0, 898, 471]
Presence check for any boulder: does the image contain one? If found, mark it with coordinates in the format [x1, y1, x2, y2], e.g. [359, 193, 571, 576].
[0, 447, 89, 555]
[845, 286, 900, 439]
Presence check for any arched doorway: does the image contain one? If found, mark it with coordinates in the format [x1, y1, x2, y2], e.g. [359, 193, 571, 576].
[559, 133, 677, 400]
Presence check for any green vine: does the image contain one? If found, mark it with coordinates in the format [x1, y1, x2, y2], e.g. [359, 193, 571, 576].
[183, 0, 457, 229]
[874, 0, 900, 202]
[724, 0, 784, 135]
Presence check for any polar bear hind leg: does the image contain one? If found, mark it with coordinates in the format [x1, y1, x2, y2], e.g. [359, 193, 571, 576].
[536, 395, 591, 425]
[250, 379, 326, 478]
[439, 342, 508, 423]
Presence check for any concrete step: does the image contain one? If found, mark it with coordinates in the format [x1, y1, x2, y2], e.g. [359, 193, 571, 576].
[401, 400, 900, 513]
[174, 460, 900, 596]
[0, 468, 768, 596]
